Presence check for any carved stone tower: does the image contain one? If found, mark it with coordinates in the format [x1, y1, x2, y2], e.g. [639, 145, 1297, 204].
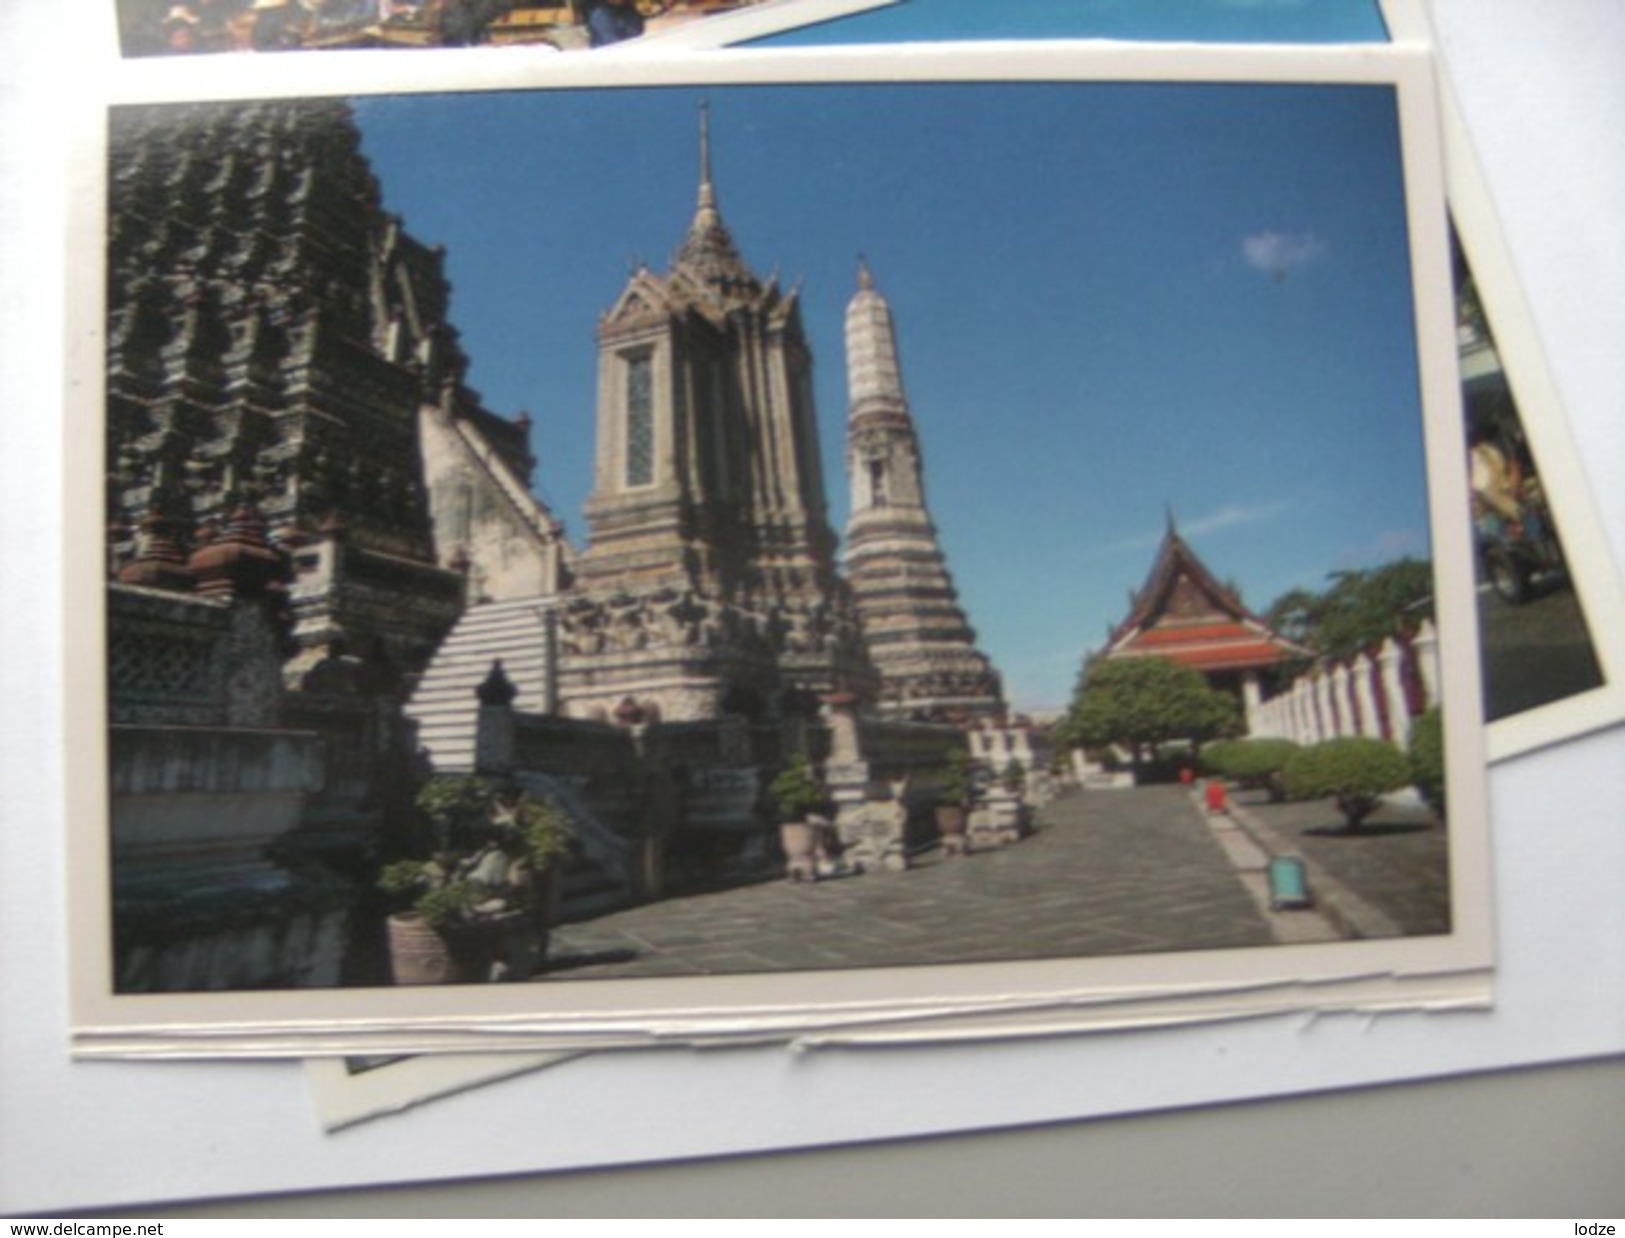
[560, 109, 875, 721]
[842, 259, 1004, 720]
[105, 99, 555, 682]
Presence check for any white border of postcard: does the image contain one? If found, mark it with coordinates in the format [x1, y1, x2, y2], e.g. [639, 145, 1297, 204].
[69, 40, 1493, 1057]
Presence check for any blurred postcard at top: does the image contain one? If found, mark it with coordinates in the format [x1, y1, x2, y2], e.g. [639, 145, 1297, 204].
[110, 0, 899, 57]
[67, 40, 1492, 1056]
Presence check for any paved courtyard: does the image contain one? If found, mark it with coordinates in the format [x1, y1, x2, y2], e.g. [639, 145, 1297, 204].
[540, 783, 1452, 983]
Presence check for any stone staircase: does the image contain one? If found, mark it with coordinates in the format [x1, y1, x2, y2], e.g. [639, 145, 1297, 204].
[404, 599, 636, 920]
[403, 597, 555, 774]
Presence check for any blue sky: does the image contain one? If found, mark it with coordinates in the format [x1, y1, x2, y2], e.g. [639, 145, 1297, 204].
[748, 0, 1389, 46]
[354, 77, 1430, 710]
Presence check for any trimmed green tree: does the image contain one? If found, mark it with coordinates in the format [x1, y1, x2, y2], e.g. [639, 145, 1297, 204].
[1281, 737, 1412, 830]
[1199, 738, 1239, 777]
[1205, 737, 1302, 802]
[1408, 708, 1447, 820]
[1067, 656, 1240, 779]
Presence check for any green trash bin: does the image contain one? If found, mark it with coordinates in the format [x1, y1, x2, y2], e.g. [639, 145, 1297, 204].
[1268, 855, 1312, 910]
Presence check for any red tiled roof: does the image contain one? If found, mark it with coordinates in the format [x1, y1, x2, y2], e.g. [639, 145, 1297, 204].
[1132, 622, 1258, 647]
[1114, 639, 1295, 672]
[1102, 521, 1311, 673]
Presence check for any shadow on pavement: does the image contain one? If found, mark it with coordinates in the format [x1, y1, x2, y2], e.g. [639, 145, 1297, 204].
[1300, 821, 1437, 840]
[544, 947, 640, 973]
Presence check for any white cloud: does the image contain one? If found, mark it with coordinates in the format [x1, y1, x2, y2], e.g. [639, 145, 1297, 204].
[1181, 500, 1293, 538]
[1241, 229, 1326, 282]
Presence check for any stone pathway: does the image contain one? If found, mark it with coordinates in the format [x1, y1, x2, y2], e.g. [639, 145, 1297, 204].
[541, 785, 1279, 982]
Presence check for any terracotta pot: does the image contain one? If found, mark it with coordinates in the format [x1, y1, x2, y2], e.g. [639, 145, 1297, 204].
[780, 819, 818, 882]
[386, 912, 457, 985]
[528, 865, 563, 933]
[386, 912, 518, 985]
[523, 865, 562, 975]
[935, 805, 969, 857]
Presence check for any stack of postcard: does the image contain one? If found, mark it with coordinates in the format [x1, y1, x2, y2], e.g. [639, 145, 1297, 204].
[8, 0, 1622, 1211]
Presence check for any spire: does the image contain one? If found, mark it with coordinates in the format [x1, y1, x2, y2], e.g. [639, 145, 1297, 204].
[841, 256, 1004, 720]
[692, 97, 718, 225]
[844, 256, 907, 419]
[672, 101, 755, 296]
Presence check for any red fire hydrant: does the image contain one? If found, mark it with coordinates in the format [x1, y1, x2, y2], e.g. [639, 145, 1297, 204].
[1204, 780, 1228, 815]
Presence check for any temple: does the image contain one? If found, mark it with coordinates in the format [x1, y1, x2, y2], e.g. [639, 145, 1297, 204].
[105, 99, 567, 692]
[1102, 517, 1309, 723]
[841, 260, 1004, 721]
[557, 105, 878, 722]
[101, 98, 1019, 990]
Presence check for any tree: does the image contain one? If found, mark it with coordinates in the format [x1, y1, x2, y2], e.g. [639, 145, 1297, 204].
[1408, 708, 1447, 820]
[1202, 737, 1301, 801]
[1281, 737, 1411, 830]
[1067, 656, 1239, 776]
[1265, 559, 1434, 662]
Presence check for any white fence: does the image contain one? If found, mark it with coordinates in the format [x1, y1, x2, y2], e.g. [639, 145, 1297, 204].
[1248, 621, 1439, 750]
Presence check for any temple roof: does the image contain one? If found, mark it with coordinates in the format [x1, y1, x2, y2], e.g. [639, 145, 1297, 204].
[1104, 519, 1309, 674]
[603, 105, 791, 331]
[669, 104, 765, 305]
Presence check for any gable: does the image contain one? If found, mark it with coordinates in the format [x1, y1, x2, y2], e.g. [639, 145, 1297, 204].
[602, 275, 675, 329]
[1104, 527, 1309, 671]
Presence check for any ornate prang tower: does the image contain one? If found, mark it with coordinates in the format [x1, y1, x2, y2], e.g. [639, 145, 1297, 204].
[560, 107, 875, 721]
[842, 259, 1004, 721]
[105, 99, 554, 683]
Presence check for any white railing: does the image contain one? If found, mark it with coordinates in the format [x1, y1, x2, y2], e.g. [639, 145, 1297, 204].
[1248, 620, 1439, 749]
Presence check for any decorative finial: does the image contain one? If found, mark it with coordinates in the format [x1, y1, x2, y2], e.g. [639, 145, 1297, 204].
[477, 659, 518, 708]
[697, 99, 715, 213]
[856, 253, 874, 291]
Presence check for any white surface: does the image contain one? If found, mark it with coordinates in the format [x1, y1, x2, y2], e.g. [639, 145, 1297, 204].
[2, 0, 1623, 1215]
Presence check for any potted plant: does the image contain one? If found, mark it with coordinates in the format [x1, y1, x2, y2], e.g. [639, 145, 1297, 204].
[1000, 759, 1027, 796]
[380, 774, 571, 984]
[934, 747, 977, 856]
[767, 756, 828, 882]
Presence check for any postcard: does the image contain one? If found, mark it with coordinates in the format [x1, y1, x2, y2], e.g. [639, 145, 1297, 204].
[304, 1050, 576, 1130]
[67, 39, 1491, 1057]
[110, 0, 900, 58]
[283, 0, 1625, 1132]
[1409, 0, 1625, 761]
